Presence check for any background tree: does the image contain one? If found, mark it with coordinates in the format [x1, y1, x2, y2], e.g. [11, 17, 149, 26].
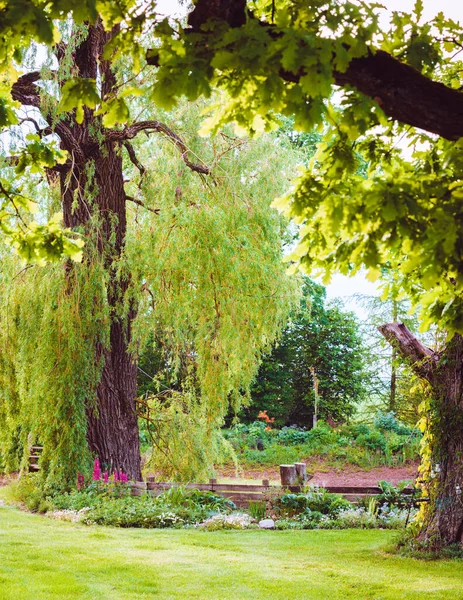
[244, 278, 367, 426]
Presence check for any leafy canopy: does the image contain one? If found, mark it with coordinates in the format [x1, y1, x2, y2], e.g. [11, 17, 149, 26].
[2, 0, 463, 332]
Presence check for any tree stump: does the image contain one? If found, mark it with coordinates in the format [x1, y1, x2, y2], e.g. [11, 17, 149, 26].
[294, 462, 307, 484]
[280, 464, 297, 487]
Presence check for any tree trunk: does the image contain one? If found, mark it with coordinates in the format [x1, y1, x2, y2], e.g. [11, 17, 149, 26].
[379, 323, 463, 547]
[86, 314, 141, 479]
[389, 300, 398, 412]
[62, 140, 141, 480]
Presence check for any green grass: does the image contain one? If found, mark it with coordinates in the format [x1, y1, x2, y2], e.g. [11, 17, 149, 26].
[0, 504, 462, 600]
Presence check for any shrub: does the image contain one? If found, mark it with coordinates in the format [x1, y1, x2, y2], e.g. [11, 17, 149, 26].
[375, 480, 420, 508]
[305, 423, 337, 447]
[50, 484, 235, 528]
[349, 423, 371, 437]
[276, 427, 309, 446]
[4, 474, 51, 513]
[356, 431, 387, 452]
[82, 496, 204, 528]
[274, 487, 352, 518]
[374, 411, 412, 436]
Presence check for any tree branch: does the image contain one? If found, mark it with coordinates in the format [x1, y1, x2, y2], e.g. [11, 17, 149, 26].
[107, 121, 210, 174]
[10, 72, 41, 107]
[125, 195, 160, 214]
[378, 322, 439, 380]
[335, 51, 463, 141]
[281, 50, 463, 140]
[11, 73, 86, 164]
[122, 142, 146, 187]
[18, 118, 52, 137]
[175, 1, 463, 141]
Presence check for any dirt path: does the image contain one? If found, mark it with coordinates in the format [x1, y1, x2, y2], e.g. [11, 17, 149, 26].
[217, 463, 418, 486]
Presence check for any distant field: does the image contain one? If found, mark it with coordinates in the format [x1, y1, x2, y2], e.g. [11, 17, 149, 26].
[1, 505, 462, 600]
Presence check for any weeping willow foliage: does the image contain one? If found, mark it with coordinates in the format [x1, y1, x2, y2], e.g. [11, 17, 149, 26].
[0, 95, 302, 484]
[0, 239, 110, 489]
[125, 103, 301, 480]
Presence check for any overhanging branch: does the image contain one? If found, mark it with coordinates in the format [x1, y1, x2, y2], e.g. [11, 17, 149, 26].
[378, 322, 439, 381]
[176, 0, 463, 141]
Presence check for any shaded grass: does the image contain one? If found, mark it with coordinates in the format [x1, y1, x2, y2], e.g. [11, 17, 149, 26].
[0, 504, 462, 599]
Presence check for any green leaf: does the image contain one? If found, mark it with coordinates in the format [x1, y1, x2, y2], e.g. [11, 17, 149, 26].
[58, 79, 100, 124]
[96, 97, 130, 127]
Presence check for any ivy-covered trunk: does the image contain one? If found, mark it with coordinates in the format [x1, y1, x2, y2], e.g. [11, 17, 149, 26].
[380, 324, 463, 547]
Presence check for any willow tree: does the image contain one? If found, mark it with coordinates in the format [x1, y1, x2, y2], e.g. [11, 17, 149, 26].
[0, 21, 299, 485]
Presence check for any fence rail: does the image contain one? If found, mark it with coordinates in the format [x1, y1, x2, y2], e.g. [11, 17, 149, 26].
[135, 478, 413, 507]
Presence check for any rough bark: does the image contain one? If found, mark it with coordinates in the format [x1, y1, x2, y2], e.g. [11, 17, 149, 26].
[57, 23, 142, 480]
[379, 323, 463, 547]
[178, 0, 463, 141]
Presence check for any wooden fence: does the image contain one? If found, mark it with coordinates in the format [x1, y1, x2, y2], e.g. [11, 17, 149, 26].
[28, 450, 414, 507]
[133, 478, 413, 507]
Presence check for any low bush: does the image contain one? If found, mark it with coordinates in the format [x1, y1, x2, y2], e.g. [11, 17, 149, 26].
[356, 431, 387, 452]
[276, 427, 309, 446]
[82, 497, 202, 528]
[275, 503, 414, 531]
[3, 473, 51, 513]
[273, 487, 351, 518]
[375, 480, 421, 508]
[49, 484, 236, 528]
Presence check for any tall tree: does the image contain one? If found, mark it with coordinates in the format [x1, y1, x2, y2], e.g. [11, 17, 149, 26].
[248, 278, 367, 426]
[0, 22, 299, 484]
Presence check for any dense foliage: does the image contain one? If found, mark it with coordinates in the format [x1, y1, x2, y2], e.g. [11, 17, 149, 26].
[223, 414, 420, 470]
[246, 278, 367, 426]
[3, 0, 463, 547]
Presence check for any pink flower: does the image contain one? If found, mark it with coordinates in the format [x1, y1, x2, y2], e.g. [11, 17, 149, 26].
[103, 471, 109, 484]
[120, 472, 128, 483]
[113, 470, 119, 482]
[92, 458, 101, 481]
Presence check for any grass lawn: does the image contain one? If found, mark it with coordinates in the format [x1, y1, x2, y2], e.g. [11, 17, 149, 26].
[0, 505, 462, 600]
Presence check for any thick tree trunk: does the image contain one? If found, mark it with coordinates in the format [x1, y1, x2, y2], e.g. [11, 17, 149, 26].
[86, 315, 141, 479]
[62, 143, 141, 481]
[379, 323, 463, 547]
